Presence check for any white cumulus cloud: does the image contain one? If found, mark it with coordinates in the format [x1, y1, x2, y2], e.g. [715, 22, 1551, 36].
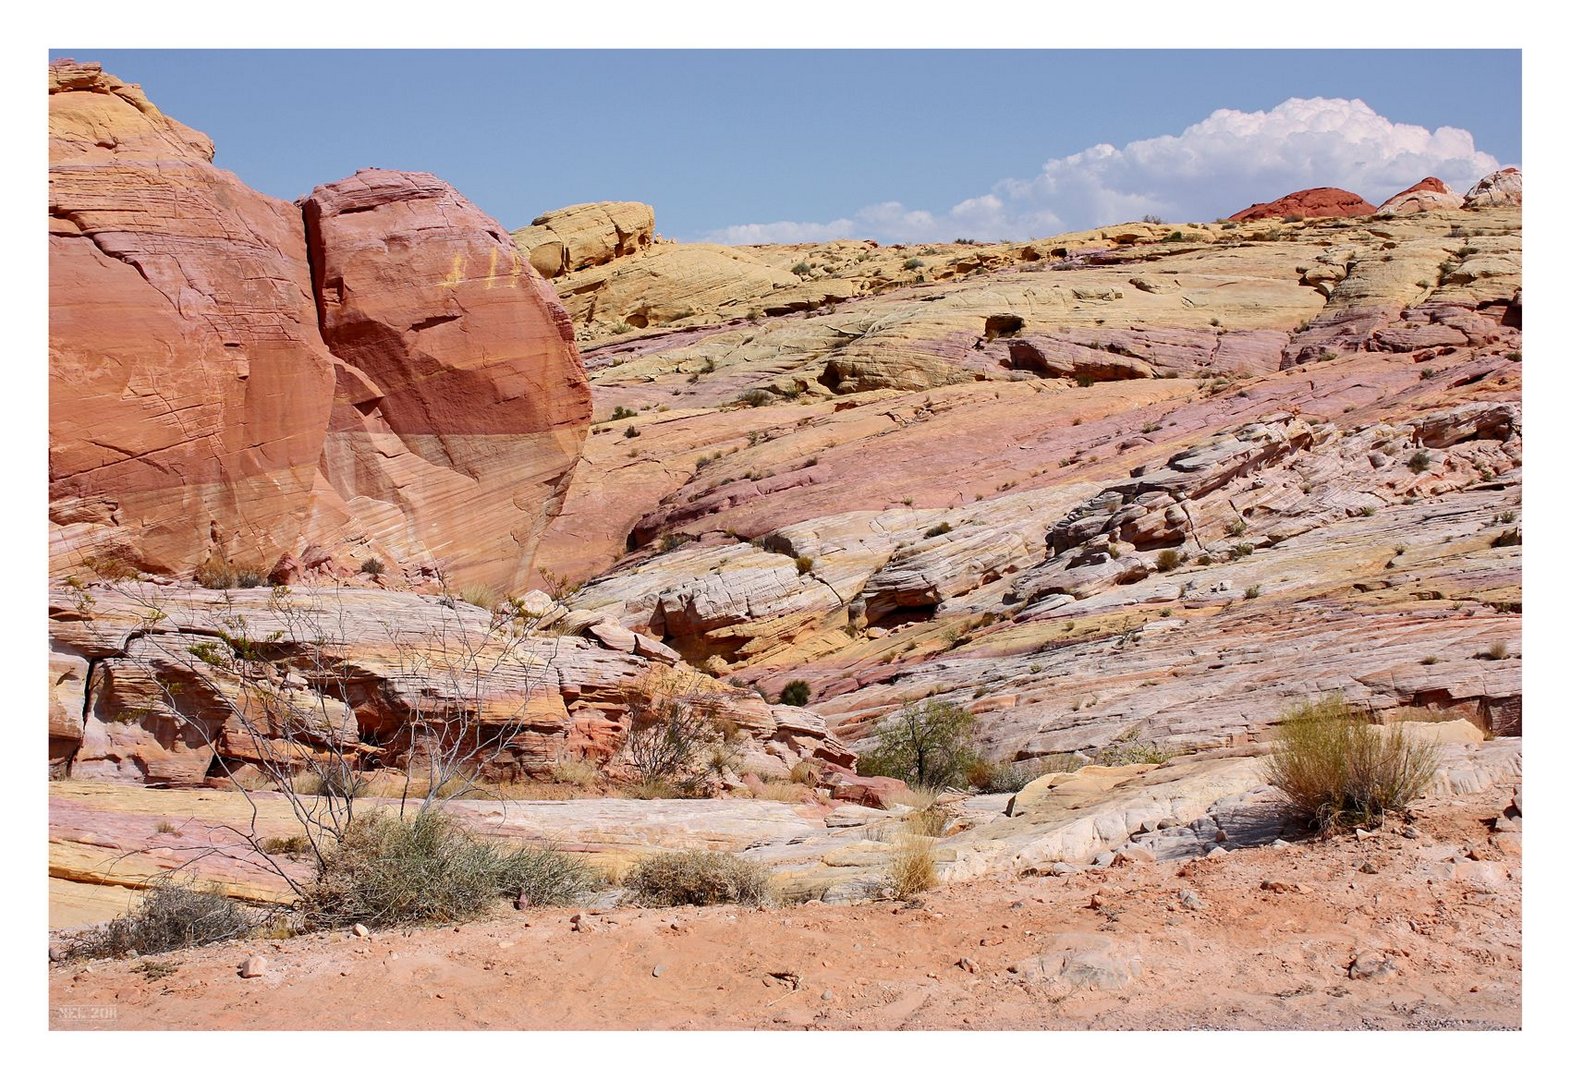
[698, 97, 1503, 244]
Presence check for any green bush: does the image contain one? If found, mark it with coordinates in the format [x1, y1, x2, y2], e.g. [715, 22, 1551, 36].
[1264, 695, 1439, 833]
[624, 850, 771, 907]
[61, 883, 255, 960]
[611, 405, 637, 421]
[303, 811, 598, 929]
[779, 680, 812, 707]
[858, 700, 980, 788]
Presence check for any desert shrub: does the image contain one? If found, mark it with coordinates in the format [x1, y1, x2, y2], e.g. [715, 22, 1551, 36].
[791, 261, 812, 277]
[903, 257, 925, 270]
[1141, 213, 1165, 225]
[1227, 518, 1248, 537]
[624, 425, 640, 438]
[966, 758, 1042, 794]
[1095, 736, 1173, 767]
[924, 522, 952, 538]
[624, 850, 771, 907]
[1485, 641, 1510, 661]
[778, 680, 812, 707]
[1244, 584, 1262, 599]
[459, 583, 500, 611]
[303, 811, 597, 929]
[359, 557, 385, 576]
[858, 700, 980, 788]
[260, 834, 311, 857]
[738, 389, 773, 408]
[794, 555, 815, 575]
[1263, 695, 1439, 833]
[1155, 548, 1182, 573]
[1408, 450, 1432, 473]
[787, 759, 820, 786]
[62, 883, 255, 960]
[621, 670, 727, 788]
[887, 829, 937, 900]
[611, 405, 637, 421]
[548, 759, 602, 788]
[195, 558, 267, 590]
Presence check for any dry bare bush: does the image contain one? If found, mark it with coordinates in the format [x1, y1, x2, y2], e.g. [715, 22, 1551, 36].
[623, 850, 772, 907]
[620, 668, 732, 792]
[60, 882, 255, 960]
[887, 828, 938, 900]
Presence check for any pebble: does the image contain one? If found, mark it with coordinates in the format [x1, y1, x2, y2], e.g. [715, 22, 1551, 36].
[1401, 826, 1421, 839]
[821, 990, 834, 1002]
[239, 955, 268, 979]
[957, 956, 978, 973]
[352, 924, 370, 939]
[1358, 862, 1378, 874]
[1179, 890, 1206, 911]
[651, 964, 666, 979]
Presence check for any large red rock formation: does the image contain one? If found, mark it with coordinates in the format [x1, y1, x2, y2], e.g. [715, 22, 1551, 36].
[49, 60, 337, 575]
[303, 170, 591, 591]
[1228, 186, 1376, 223]
[48, 62, 591, 591]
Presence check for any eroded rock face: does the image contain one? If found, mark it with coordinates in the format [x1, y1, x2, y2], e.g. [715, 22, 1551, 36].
[48, 584, 854, 786]
[1228, 187, 1377, 222]
[303, 170, 591, 592]
[1465, 168, 1522, 208]
[48, 63, 591, 592]
[1377, 177, 1465, 217]
[49, 60, 337, 575]
[513, 201, 656, 278]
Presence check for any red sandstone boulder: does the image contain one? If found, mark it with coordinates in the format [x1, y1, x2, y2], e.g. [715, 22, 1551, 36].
[1228, 187, 1377, 223]
[49, 60, 337, 576]
[1376, 177, 1465, 217]
[48, 61, 591, 593]
[822, 764, 912, 809]
[302, 169, 591, 592]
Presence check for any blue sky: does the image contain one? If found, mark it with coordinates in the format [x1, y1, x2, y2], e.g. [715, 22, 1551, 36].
[51, 50, 1521, 242]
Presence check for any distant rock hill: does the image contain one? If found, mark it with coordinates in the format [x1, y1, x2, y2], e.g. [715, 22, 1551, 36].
[48, 61, 590, 592]
[1228, 186, 1378, 222]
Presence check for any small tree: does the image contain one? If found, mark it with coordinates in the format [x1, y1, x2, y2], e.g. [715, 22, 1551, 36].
[858, 700, 980, 788]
